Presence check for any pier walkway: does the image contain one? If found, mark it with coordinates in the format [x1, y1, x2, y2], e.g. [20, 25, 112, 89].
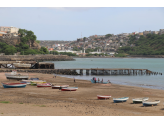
[0, 68, 161, 76]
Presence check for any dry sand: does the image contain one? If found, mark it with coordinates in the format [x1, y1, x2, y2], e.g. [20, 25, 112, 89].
[0, 72, 164, 116]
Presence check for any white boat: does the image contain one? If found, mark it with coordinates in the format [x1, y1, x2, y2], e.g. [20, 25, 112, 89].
[142, 100, 160, 106]
[13, 62, 31, 69]
[5, 70, 17, 76]
[113, 97, 129, 103]
[20, 80, 32, 85]
[5, 70, 29, 80]
[132, 97, 149, 103]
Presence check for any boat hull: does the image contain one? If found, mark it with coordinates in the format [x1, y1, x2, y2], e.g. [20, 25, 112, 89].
[61, 87, 78, 91]
[37, 83, 52, 87]
[142, 100, 160, 106]
[6, 76, 28, 80]
[113, 97, 129, 103]
[132, 97, 149, 104]
[2, 83, 26, 88]
[97, 95, 111, 100]
[52, 85, 69, 89]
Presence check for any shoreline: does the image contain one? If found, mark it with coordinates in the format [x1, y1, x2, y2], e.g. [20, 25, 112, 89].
[56, 74, 164, 91]
[0, 72, 164, 116]
[73, 57, 164, 58]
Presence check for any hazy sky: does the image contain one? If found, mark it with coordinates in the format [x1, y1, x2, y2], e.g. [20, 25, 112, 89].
[0, 7, 164, 40]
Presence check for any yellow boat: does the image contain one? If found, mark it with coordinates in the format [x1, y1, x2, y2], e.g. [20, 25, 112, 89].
[30, 80, 46, 86]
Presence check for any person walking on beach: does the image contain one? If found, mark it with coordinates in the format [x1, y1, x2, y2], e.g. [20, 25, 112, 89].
[98, 78, 100, 83]
[74, 78, 76, 83]
[94, 77, 96, 83]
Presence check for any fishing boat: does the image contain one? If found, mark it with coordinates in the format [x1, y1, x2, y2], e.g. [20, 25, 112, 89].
[61, 87, 78, 91]
[132, 97, 149, 103]
[30, 78, 39, 80]
[5, 70, 17, 76]
[52, 85, 69, 89]
[13, 62, 31, 69]
[5, 71, 29, 80]
[97, 95, 111, 100]
[20, 80, 31, 85]
[142, 100, 160, 106]
[90, 79, 108, 84]
[37, 83, 52, 87]
[30, 80, 46, 85]
[113, 97, 129, 103]
[30, 80, 46, 83]
[2, 83, 26, 88]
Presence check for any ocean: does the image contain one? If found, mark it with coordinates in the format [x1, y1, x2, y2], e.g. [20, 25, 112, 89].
[46, 58, 164, 90]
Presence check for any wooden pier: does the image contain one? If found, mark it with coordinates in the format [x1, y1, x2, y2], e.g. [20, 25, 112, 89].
[0, 68, 161, 76]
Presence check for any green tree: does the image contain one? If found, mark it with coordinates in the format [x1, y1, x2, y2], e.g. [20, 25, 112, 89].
[105, 34, 112, 38]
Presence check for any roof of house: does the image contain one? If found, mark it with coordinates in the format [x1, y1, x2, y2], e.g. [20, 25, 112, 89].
[0, 31, 7, 34]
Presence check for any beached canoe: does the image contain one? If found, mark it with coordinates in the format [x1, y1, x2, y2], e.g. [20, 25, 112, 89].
[90, 79, 109, 84]
[113, 97, 129, 103]
[97, 95, 111, 100]
[52, 85, 69, 89]
[37, 83, 52, 87]
[30, 80, 46, 83]
[132, 97, 149, 103]
[2, 83, 26, 88]
[20, 80, 32, 85]
[142, 100, 160, 106]
[30, 80, 47, 85]
[30, 78, 39, 80]
[61, 87, 78, 91]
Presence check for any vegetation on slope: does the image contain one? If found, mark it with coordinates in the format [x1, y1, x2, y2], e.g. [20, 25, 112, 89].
[0, 29, 48, 55]
[117, 34, 164, 55]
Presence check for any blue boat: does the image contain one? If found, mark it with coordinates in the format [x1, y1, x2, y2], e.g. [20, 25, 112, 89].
[30, 78, 39, 80]
[2, 83, 26, 88]
[113, 97, 129, 103]
[90, 79, 108, 84]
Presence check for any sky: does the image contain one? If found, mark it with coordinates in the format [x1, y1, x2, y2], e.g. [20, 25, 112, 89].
[0, 1, 164, 41]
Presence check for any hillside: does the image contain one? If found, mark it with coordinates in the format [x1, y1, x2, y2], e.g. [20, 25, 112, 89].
[117, 34, 164, 55]
[0, 29, 48, 55]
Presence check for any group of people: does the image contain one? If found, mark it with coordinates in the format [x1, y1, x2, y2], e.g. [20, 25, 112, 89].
[92, 77, 110, 83]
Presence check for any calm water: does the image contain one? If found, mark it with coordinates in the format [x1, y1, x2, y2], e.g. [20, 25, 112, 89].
[46, 58, 164, 90]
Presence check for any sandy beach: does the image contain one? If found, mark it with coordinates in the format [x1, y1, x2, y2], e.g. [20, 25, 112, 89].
[0, 72, 164, 116]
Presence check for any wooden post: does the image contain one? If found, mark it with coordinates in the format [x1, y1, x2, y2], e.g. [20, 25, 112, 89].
[86, 70, 89, 75]
[80, 69, 83, 75]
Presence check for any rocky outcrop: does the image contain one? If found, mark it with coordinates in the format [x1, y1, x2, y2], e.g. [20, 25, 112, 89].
[27, 39, 41, 49]
[0, 37, 21, 46]
[0, 37, 41, 49]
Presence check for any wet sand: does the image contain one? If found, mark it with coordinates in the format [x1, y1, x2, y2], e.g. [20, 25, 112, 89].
[0, 72, 164, 116]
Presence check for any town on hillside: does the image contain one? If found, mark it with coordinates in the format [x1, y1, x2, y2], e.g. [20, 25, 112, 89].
[0, 26, 164, 56]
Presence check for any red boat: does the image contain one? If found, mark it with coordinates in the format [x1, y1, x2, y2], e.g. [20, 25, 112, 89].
[52, 85, 69, 89]
[61, 87, 78, 91]
[97, 95, 111, 100]
[37, 83, 52, 87]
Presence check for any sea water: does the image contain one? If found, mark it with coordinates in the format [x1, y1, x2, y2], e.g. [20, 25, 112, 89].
[46, 58, 164, 90]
